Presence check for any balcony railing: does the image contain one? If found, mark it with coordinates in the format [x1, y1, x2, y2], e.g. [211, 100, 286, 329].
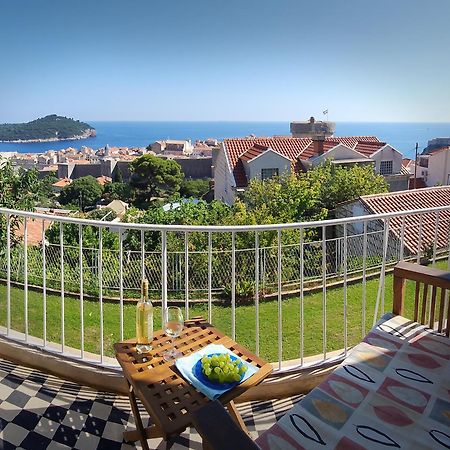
[0, 205, 449, 374]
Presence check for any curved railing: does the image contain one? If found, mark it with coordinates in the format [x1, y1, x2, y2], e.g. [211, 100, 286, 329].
[0, 205, 449, 377]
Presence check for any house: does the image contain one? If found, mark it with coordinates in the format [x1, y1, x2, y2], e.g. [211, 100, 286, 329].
[417, 145, 450, 187]
[335, 186, 450, 257]
[52, 177, 72, 192]
[96, 175, 112, 186]
[150, 140, 194, 156]
[105, 199, 128, 219]
[214, 135, 409, 204]
[402, 158, 416, 175]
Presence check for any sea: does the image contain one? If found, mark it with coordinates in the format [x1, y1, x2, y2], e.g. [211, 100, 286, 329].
[1, 121, 450, 159]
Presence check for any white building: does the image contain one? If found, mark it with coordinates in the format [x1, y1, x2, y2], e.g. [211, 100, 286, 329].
[150, 140, 194, 156]
[417, 146, 450, 186]
[214, 136, 408, 204]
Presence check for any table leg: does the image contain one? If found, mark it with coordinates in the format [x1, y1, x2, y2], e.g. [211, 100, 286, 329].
[225, 400, 250, 435]
[126, 380, 150, 450]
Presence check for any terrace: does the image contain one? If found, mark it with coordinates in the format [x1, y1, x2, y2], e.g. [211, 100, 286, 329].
[0, 204, 449, 448]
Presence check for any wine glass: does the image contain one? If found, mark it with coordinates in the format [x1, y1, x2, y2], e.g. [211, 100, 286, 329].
[162, 306, 184, 362]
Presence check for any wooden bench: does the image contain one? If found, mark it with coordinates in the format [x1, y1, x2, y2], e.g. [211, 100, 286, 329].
[193, 261, 450, 449]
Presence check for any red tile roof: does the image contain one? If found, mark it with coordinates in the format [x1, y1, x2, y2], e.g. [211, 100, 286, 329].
[96, 176, 112, 186]
[52, 178, 72, 188]
[16, 218, 52, 246]
[224, 136, 383, 187]
[360, 186, 450, 253]
[240, 144, 270, 162]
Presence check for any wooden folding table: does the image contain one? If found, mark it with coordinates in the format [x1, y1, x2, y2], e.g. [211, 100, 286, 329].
[114, 317, 272, 450]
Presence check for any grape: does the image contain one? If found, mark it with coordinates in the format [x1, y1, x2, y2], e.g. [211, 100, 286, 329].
[200, 354, 246, 383]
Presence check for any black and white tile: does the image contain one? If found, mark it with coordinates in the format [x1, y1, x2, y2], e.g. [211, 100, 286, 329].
[0, 359, 301, 449]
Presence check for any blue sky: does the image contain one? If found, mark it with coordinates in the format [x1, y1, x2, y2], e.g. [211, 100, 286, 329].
[1, 0, 449, 122]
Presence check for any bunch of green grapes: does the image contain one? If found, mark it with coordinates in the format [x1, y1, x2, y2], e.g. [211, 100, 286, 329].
[201, 354, 247, 383]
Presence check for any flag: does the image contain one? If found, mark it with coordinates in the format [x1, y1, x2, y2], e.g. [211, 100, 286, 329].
[323, 109, 328, 115]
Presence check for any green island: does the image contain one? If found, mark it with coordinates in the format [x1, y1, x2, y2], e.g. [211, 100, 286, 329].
[0, 114, 96, 142]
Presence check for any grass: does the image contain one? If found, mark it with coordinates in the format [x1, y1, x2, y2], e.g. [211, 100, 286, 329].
[0, 262, 441, 363]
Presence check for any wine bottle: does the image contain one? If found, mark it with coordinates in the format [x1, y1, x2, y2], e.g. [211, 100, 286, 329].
[136, 278, 154, 354]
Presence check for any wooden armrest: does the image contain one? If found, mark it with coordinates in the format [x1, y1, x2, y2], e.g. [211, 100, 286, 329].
[191, 400, 260, 450]
[393, 262, 450, 334]
[394, 261, 450, 289]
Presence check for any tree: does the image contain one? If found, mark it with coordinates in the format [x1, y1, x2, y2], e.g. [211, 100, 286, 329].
[37, 173, 58, 207]
[46, 208, 118, 249]
[102, 181, 134, 203]
[180, 178, 210, 198]
[129, 154, 183, 207]
[241, 162, 388, 222]
[0, 161, 44, 247]
[59, 176, 103, 211]
[305, 161, 388, 214]
[241, 173, 326, 224]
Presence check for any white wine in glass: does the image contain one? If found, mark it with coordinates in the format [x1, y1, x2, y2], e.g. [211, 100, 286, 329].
[162, 306, 183, 362]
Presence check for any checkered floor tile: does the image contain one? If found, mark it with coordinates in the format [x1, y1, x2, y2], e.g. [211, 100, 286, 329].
[0, 358, 301, 449]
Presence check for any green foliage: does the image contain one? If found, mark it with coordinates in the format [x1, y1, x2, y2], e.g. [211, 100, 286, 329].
[222, 280, 256, 303]
[59, 176, 104, 211]
[129, 154, 183, 207]
[180, 178, 210, 198]
[0, 160, 44, 246]
[304, 160, 388, 213]
[113, 167, 124, 183]
[0, 114, 94, 141]
[46, 210, 119, 250]
[242, 173, 327, 224]
[86, 207, 117, 222]
[37, 174, 58, 207]
[242, 161, 388, 221]
[102, 181, 134, 203]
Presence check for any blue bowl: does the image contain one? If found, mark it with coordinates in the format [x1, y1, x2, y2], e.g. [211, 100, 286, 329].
[193, 353, 245, 389]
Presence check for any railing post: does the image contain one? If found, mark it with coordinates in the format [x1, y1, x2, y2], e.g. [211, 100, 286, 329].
[6, 213, 11, 336]
[231, 231, 236, 341]
[161, 230, 168, 315]
[42, 219, 47, 346]
[255, 231, 260, 356]
[208, 231, 212, 324]
[79, 224, 84, 357]
[393, 269, 405, 316]
[24, 217, 29, 341]
[60, 222, 65, 353]
[184, 231, 189, 320]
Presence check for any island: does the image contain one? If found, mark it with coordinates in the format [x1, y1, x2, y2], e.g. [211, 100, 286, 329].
[0, 115, 96, 143]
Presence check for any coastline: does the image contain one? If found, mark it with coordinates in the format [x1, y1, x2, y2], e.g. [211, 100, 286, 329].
[0, 121, 449, 158]
[0, 129, 96, 144]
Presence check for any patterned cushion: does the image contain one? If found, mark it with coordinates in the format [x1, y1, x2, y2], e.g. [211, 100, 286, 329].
[255, 314, 450, 449]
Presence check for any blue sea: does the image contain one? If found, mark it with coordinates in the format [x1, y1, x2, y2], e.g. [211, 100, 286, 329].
[1, 121, 450, 159]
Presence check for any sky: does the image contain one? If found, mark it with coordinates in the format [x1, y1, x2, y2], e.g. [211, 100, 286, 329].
[1, 0, 449, 123]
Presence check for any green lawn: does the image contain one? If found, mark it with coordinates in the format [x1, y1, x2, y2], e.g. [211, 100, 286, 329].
[0, 264, 436, 363]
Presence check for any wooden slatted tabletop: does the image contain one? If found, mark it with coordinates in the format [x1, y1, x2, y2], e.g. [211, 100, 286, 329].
[114, 317, 272, 449]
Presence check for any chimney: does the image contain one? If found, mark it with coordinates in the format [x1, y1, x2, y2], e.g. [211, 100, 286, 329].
[313, 135, 325, 156]
[309, 116, 315, 124]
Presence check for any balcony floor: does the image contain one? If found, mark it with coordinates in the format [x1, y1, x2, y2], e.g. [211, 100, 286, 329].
[0, 358, 301, 449]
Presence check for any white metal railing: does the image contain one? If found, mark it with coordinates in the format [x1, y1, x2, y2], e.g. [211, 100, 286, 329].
[0, 205, 449, 373]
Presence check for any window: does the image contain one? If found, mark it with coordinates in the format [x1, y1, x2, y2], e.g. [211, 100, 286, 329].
[261, 168, 279, 180]
[379, 160, 393, 175]
[420, 157, 429, 168]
